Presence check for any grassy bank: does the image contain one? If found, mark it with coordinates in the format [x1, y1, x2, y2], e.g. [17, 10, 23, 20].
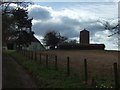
[4, 50, 85, 88]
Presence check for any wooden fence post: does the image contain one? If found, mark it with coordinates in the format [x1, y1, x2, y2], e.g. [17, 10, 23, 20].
[25, 50, 26, 57]
[30, 51, 32, 60]
[19, 49, 22, 54]
[29, 51, 30, 59]
[25, 50, 28, 60]
[25, 50, 26, 56]
[23, 50, 25, 56]
[30, 51, 31, 60]
[27, 51, 29, 59]
[113, 63, 119, 89]
[35, 51, 37, 61]
[31, 51, 33, 60]
[21, 50, 22, 54]
[67, 56, 70, 76]
[46, 54, 48, 68]
[29, 51, 31, 59]
[55, 56, 58, 71]
[24, 49, 25, 56]
[22, 49, 24, 55]
[26, 50, 28, 58]
[24, 50, 26, 56]
[39, 54, 41, 64]
[84, 59, 88, 84]
[26, 50, 27, 58]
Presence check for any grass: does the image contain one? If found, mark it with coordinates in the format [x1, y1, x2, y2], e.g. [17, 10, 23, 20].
[4, 50, 86, 88]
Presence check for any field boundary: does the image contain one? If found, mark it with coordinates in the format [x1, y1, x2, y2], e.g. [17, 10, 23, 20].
[19, 49, 119, 89]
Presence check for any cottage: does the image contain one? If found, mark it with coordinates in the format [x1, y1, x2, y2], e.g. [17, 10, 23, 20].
[6, 31, 45, 51]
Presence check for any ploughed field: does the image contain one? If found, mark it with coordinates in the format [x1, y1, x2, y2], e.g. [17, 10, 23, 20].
[36, 50, 119, 80]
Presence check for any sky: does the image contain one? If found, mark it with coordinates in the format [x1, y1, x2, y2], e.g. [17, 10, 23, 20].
[26, 1, 119, 50]
[2, 0, 120, 2]
[3, 0, 120, 50]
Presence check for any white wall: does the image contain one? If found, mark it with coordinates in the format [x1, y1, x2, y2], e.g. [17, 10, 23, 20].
[27, 42, 45, 51]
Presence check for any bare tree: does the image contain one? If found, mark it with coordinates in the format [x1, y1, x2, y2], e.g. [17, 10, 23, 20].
[98, 19, 119, 37]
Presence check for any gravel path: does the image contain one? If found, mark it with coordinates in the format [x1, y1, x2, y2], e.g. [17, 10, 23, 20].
[2, 53, 38, 88]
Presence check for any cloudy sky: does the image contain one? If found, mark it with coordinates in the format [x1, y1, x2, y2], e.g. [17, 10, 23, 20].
[24, 1, 119, 50]
[3, 0, 119, 50]
[3, 0, 120, 2]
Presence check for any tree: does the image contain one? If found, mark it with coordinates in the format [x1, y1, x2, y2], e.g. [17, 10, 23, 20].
[12, 7, 29, 30]
[2, 1, 33, 46]
[99, 20, 119, 37]
[99, 20, 120, 50]
[68, 39, 77, 44]
[2, 14, 15, 44]
[1, 1, 33, 14]
[43, 31, 67, 49]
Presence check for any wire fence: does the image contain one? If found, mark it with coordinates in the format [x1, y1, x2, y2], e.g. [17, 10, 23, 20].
[19, 50, 119, 89]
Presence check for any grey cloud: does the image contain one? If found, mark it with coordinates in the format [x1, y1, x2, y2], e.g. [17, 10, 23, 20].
[32, 16, 106, 40]
[60, 16, 81, 26]
[86, 23, 105, 35]
[30, 7, 107, 41]
[28, 7, 51, 20]
[28, 4, 110, 40]
[78, 21, 105, 35]
[32, 21, 79, 38]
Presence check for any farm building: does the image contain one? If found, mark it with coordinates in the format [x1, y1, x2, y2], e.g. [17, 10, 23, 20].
[58, 43, 105, 50]
[4, 17, 45, 51]
[80, 29, 89, 44]
[58, 29, 105, 50]
[6, 31, 45, 51]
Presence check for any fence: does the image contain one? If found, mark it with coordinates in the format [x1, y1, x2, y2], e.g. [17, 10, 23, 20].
[20, 50, 119, 88]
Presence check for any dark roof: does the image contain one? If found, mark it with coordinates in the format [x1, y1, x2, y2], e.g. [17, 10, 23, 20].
[58, 43, 105, 50]
[7, 31, 43, 47]
[16, 31, 40, 44]
[81, 29, 89, 32]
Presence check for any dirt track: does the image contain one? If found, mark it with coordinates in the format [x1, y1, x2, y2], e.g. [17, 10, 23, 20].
[2, 53, 38, 88]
